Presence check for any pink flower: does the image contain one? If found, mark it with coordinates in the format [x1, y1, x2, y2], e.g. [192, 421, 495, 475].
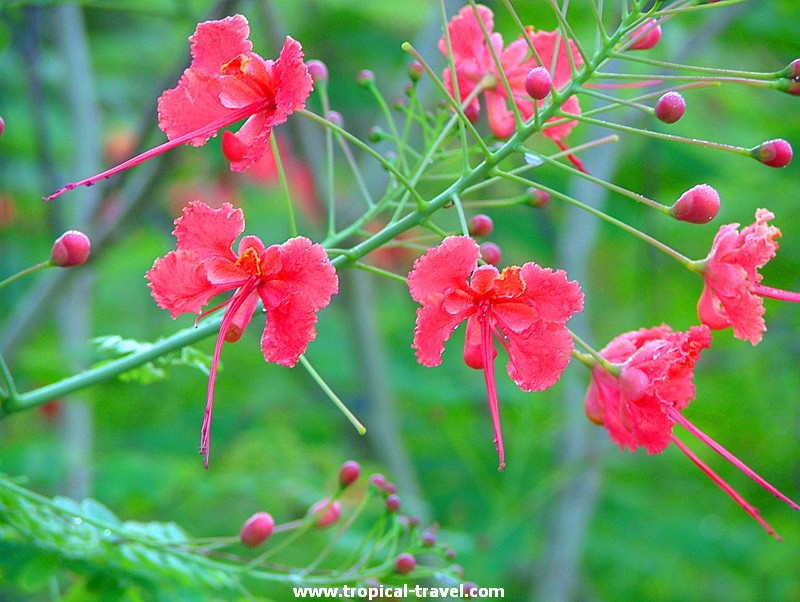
[146, 201, 338, 466]
[46, 15, 312, 201]
[408, 236, 583, 469]
[585, 324, 798, 538]
[439, 5, 583, 142]
[698, 208, 800, 345]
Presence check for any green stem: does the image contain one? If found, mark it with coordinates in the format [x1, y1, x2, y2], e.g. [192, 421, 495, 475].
[0, 352, 18, 402]
[269, 134, 297, 237]
[298, 355, 366, 435]
[0, 261, 52, 290]
[1, 317, 221, 419]
[493, 169, 695, 268]
[611, 51, 784, 80]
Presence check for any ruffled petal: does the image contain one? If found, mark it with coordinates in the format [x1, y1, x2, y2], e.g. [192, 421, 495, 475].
[173, 201, 243, 262]
[273, 36, 314, 126]
[157, 71, 229, 145]
[408, 236, 480, 303]
[261, 296, 318, 367]
[188, 14, 253, 77]
[439, 5, 495, 64]
[413, 293, 475, 367]
[518, 262, 584, 323]
[504, 321, 574, 391]
[275, 236, 338, 310]
[145, 250, 217, 318]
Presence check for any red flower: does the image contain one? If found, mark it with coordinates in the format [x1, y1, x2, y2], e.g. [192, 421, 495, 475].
[585, 324, 798, 538]
[408, 236, 583, 469]
[146, 201, 338, 466]
[439, 5, 582, 142]
[698, 208, 800, 345]
[46, 15, 312, 201]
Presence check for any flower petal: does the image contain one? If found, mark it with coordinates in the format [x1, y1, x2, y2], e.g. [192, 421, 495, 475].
[261, 296, 318, 367]
[413, 293, 475, 367]
[519, 262, 584, 323]
[146, 250, 217, 318]
[158, 71, 229, 146]
[275, 236, 338, 310]
[504, 321, 574, 391]
[189, 14, 253, 77]
[408, 236, 480, 303]
[173, 201, 243, 262]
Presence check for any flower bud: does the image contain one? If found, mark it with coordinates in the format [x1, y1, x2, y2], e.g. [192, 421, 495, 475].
[356, 69, 375, 87]
[479, 242, 501, 266]
[326, 111, 343, 128]
[369, 473, 387, 490]
[654, 91, 686, 124]
[525, 67, 552, 100]
[383, 481, 397, 495]
[50, 230, 91, 267]
[468, 214, 494, 237]
[669, 184, 720, 224]
[385, 494, 401, 513]
[309, 498, 341, 528]
[408, 61, 423, 82]
[0, 115, 5, 138]
[394, 553, 416, 574]
[629, 19, 661, 50]
[239, 512, 275, 547]
[753, 139, 793, 168]
[463, 583, 480, 599]
[369, 126, 385, 142]
[306, 60, 329, 84]
[528, 187, 550, 208]
[584, 392, 604, 426]
[421, 529, 437, 547]
[338, 460, 361, 488]
[785, 58, 800, 79]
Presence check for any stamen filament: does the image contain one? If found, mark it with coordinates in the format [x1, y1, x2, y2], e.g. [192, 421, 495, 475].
[670, 434, 780, 540]
[480, 315, 505, 471]
[669, 408, 800, 510]
[45, 99, 272, 201]
[754, 284, 800, 304]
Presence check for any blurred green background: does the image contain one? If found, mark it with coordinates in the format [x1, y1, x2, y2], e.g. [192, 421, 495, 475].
[1, 0, 799, 600]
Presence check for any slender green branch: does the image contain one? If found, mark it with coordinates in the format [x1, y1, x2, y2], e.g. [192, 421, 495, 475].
[0, 261, 52, 290]
[351, 261, 409, 284]
[298, 355, 366, 435]
[1, 317, 222, 419]
[0, 352, 18, 402]
[493, 169, 696, 268]
[269, 134, 297, 237]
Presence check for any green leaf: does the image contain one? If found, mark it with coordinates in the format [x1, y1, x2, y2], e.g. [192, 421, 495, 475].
[91, 335, 215, 385]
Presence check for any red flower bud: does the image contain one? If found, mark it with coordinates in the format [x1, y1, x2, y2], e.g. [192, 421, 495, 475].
[654, 91, 686, 124]
[326, 111, 344, 128]
[468, 214, 494, 237]
[51, 230, 91, 267]
[421, 529, 437, 547]
[669, 184, 720, 224]
[785, 59, 800, 79]
[394, 553, 416, 574]
[753, 139, 793, 168]
[479, 242, 501, 266]
[528, 187, 550, 208]
[629, 19, 661, 50]
[0, 115, 5, 138]
[306, 60, 328, 84]
[524, 67, 552, 100]
[338, 460, 361, 488]
[309, 498, 341, 528]
[369, 473, 387, 490]
[239, 512, 275, 547]
[385, 494, 401, 512]
[357, 69, 375, 87]
[408, 61, 423, 82]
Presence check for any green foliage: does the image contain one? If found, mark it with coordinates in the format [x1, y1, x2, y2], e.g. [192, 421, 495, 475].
[92, 335, 214, 384]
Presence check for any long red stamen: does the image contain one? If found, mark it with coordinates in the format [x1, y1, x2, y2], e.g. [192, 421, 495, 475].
[553, 138, 587, 173]
[200, 281, 258, 468]
[44, 99, 271, 202]
[480, 313, 505, 471]
[669, 408, 799, 510]
[754, 284, 800, 304]
[670, 434, 781, 540]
